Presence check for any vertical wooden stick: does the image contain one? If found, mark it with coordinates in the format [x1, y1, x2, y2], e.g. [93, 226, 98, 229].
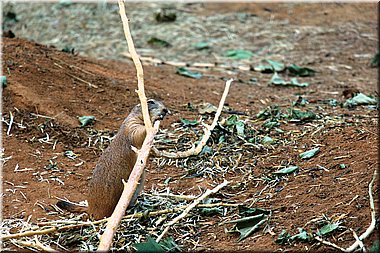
[118, 0, 152, 130]
[97, 0, 158, 250]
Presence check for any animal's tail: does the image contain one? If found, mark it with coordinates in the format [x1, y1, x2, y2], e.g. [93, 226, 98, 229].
[56, 200, 88, 213]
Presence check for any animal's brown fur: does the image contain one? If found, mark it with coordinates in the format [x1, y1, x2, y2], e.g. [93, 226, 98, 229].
[56, 99, 168, 219]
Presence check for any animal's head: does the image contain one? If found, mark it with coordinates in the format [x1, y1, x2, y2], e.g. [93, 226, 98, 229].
[147, 99, 169, 122]
[124, 99, 169, 148]
[131, 99, 169, 123]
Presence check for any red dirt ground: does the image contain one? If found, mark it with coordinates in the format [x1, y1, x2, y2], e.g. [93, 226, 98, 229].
[2, 2, 378, 252]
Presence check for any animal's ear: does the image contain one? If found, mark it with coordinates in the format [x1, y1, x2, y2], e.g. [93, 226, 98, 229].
[147, 99, 159, 110]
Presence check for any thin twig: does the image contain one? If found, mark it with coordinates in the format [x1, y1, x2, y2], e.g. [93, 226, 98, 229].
[30, 113, 55, 119]
[150, 192, 197, 201]
[314, 236, 347, 251]
[156, 180, 229, 242]
[66, 73, 98, 88]
[349, 229, 365, 252]
[153, 79, 233, 158]
[7, 111, 14, 136]
[51, 56, 96, 76]
[122, 52, 251, 71]
[344, 169, 377, 252]
[314, 169, 377, 252]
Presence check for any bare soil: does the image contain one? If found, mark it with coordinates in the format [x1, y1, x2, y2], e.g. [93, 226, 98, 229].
[1, 2, 379, 252]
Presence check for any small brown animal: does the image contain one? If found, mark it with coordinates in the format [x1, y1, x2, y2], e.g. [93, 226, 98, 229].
[57, 99, 168, 219]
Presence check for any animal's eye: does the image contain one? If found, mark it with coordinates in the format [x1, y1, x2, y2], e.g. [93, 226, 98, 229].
[147, 100, 156, 105]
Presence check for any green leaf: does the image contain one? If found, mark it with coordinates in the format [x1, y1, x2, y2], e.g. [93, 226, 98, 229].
[261, 136, 274, 145]
[370, 239, 379, 253]
[262, 120, 280, 129]
[78, 116, 95, 127]
[269, 72, 287, 85]
[290, 228, 310, 241]
[198, 102, 217, 114]
[58, 0, 72, 7]
[235, 120, 245, 137]
[194, 198, 219, 215]
[275, 128, 284, 134]
[289, 78, 309, 87]
[193, 42, 210, 50]
[371, 53, 379, 67]
[1, 76, 7, 88]
[226, 115, 245, 136]
[159, 237, 181, 252]
[293, 96, 309, 106]
[133, 236, 166, 253]
[235, 215, 268, 241]
[343, 93, 377, 108]
[238, 206, 271, 217]
[288, 108, 316, 121]
[270, 73, 309, 87]
[275, 230, 291, 244]
[200, 145, 213, 156]
[155, 10, 177, 23]
[199, 206, 223, 215]
[299, 147, 320, 159]
[254, 59, 285, 73]
[256, 105, 281, 120]
[218, 135, 226, 143]
[328, 99, 338, 107]
[225, 49, 254, 60]
[317, 222, 340, 236]
[176, 67, 202, 79]
[266, 59, 285, 72]
[62, 46, 75, 54]
[226, 115, 238, 126]
[226, 206, 271, 241]
[164, 177, 171, 185]
[147, 37, 171, 48]
[287, 64, 316, 77]
[273, 166, 299, 175]
[180, 118, 198, 126]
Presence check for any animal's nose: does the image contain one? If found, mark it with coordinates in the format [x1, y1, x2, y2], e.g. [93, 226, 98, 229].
[160, 108, 170, 119]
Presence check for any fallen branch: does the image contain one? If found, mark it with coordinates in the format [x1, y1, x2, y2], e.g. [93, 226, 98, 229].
[314, 236, 347, 251]
[96, 0, 157, 250]
[1, 202, 239, 241]
[122, 52, 251, 71]
[156, 180, 229, 242]
[153, 78, 233, 158]
[118, 0, 151, 130]
[344, 168, 377, 252]
[314, 169, 377, 252]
